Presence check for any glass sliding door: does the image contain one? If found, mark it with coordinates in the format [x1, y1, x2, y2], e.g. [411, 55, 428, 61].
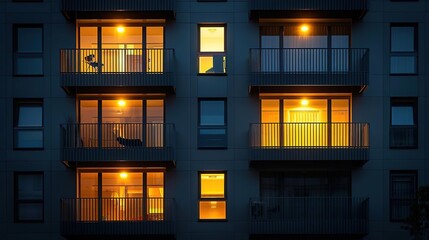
[260, 100, 280, 147]
[78, 170, 164, 221]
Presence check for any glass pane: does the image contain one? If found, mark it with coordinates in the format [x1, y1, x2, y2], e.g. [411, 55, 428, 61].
[15, 57, 43, 75]
[18, 174, 43, 200]
[283, 99, 327, 123]
[200, 101, 225, 126]
[390, 56, 416, 74]
[392, 106, 414, 125]
[102, 27, 142, 73]
[147, 27, 164, 49]
[18, 203, 43, 221]
[79, 173, 98, 198]
[79, 100, 98, 148]
[332, 100, 349, 122]
[18, 106, 42, 126]
[147, 172, 164, 217]
[102, 100, 143, 148]
[283, 99, 327, 147]
[17, 27, 42, 53]
[16, 130, 43, 148]
[200, 27, 224, 52]
[261, 100, 279, 123]
[102, 172, 143, 198]
[332, 35, 349, 48]
[79, 27, 98, 49]
[199, 55, 226, 74]
[391, 26, 414, 52]
[331, 99, 350, 146]
[200, 173, 225, 198]
[199, 201, 226, 220]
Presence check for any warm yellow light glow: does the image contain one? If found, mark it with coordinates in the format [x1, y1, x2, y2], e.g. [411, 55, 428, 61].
[301, 99, 309, 106]
[117, 26, 125, 33]
[118, 100, 126, 106]
[120, 172, 128, 179]
[300, 24, 309, 33]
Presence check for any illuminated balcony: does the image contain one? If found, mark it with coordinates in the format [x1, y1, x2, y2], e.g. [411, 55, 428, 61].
[60, 48, 175, 94]
[61, 198, 175, 237]
[61, 123, 175, 168]
[250, 48, 369, 94]
[249, 197, 369, 236]
[61, 0, 175, 21]
[249, 123, 369, 168]
[249, 0, 367, 21]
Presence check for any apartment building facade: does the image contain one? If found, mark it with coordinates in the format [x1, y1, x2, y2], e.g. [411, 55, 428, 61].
[0, 0, 428, 239]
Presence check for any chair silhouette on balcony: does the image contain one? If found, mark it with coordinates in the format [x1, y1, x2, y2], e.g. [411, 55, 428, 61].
[116, 136, 143, 147]
[84, 54, 103, 71]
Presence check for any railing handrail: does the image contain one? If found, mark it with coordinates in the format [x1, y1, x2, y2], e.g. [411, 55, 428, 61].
[251, 196, 368, 200]
[61, 48, 175, 51]
[250, 122, 369, 125]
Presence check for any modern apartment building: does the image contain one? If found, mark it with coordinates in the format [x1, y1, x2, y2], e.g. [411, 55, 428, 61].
[0, 0, 427, 239]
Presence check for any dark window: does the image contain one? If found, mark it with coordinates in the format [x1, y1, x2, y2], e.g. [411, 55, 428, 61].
[198, 25, 226, 74]
[14, 99, 44, 149]
[198, 99, 227, 148]
[14, 172, 44, 222]
[13, 24, 43, 76]
[199, 171, 226, 220]
[390, 23, 417, 75]
[390, 98, 417, 148]
[390, 171, 417, 222]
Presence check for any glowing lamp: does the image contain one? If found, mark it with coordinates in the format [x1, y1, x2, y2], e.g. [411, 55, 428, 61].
[117, 27, 125, 33]
[300, 25, 309, 33]
[118, 100, 126, 106]
[301, 99, 309, 106]
[120, 172, 128, 179]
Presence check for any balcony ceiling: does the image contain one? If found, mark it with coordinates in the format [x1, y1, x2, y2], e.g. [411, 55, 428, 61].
[249, 0, 368, 21]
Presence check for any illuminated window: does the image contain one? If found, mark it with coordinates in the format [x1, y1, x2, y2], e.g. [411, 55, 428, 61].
[390, 23, 417, 75]
[199, 172, 226, 220]
[14, 99, 44, 149]
[13, 24, 43, 76]
[199, 25, 226, 74]
[260, 98, 350, 147]
[14, 172, 44, 222]
[390, 98, 418, 148]
[78, 170, 164, 221]
[77, 25, 164, 73]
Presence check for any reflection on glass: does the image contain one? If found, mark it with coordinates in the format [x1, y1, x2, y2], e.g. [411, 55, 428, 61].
[200, 101, 225, 126]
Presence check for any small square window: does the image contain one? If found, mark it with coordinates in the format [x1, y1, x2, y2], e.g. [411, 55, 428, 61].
[390, 23, 417, 75]
[14, 172, 44, 222]
[198, 99, 227, 148]
[13, 24, 43, 76]
[199, 172, 226, 220]
[390, 171, 417, 222]
[390, 98, 417, 148]
[14, 99, 44, 149]
[198, 25, 226, 74]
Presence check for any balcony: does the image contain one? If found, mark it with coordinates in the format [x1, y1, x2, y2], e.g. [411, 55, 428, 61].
[249, 0, 367, 21]
[60, 48, 175, 94]
[249, 123, 369, 168]
[249, 197, 369, 236]
[250, 48, 369, 94]
[61, 198, 175, 238]
[61, 0, 175, 21]
[61, 123, 175, 168]
[390, 125, 418, 148]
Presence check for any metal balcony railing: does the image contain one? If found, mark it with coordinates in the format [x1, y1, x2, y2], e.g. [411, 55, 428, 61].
[249, 197, 369, 235]
[249, 123, 369, 162]
[61, 123, 175, 164]
[61, 198, 176, 236]
[390, 125, 418, 148]
[250, 48, 369, 87]
[60, 48, 175, 90]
